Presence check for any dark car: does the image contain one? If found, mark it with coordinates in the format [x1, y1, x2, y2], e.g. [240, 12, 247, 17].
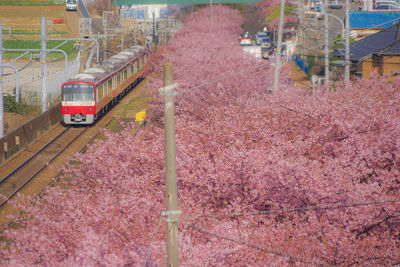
[255, 31, 268, 45]
[375, 2, 400, 9]
[329, 0, 342, 8]
[259, 36, 271, 48]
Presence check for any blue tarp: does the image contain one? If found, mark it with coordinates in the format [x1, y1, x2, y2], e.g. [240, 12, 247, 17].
[350, 11, 400, 29]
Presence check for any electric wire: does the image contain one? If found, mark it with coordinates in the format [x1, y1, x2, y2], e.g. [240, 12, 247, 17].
[144, 214, 163, 267]
[180, 221, 325, 266]
[180, 199, 400, 221]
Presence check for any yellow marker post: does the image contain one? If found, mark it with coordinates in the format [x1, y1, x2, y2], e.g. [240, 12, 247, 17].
[135, 110, 146, 126]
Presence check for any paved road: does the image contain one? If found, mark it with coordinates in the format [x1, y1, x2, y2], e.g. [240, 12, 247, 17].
[242, 44, 262, 58]
[2, 58, 80, 104]
[242, 3, 265, 36]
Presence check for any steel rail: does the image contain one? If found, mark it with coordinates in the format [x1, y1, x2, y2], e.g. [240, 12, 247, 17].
[0, 127, 88, 208]
[0, 127, 70, 184]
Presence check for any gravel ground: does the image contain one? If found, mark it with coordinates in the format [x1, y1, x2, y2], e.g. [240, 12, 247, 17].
[2, 60, 66, 94]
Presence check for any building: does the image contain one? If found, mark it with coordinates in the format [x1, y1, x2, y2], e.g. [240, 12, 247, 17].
[334, 22, 400, 81]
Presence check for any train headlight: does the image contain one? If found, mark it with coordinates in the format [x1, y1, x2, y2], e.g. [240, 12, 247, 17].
[87, 108, 92, 111]
[65, 108, 70, 111]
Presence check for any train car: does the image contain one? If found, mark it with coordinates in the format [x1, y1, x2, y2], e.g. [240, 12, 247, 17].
[61, 45, 150, 125]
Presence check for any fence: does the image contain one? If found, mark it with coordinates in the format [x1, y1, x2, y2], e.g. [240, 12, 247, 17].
[294, 55, 309, 75]
[0, 103, 62, 165]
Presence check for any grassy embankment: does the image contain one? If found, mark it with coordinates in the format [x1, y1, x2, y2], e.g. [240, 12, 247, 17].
[1, 40, 78, 60]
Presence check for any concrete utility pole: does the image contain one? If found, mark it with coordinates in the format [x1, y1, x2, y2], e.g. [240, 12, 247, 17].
[298, 0, 304, 58]
[273, 0, 286, 90]
[345, 0, 350, 83]
[324, 0, 329, 84]
[41, 17, 48, 113]
[162, 62, 179, 267]
[0, 21, 4, 138]
[210, 0, 213, 22]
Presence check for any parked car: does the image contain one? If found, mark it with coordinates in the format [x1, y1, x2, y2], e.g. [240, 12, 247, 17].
[375, 2, 400, 9]
[261, 47, 269, 59]
[328, 0, 342, 9]
[255, 31, 268, 45]
[260, 36, 271, 48]
[240, 31, 252, 46]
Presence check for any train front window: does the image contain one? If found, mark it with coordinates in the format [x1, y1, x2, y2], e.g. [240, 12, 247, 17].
[62, 83, 94, 101]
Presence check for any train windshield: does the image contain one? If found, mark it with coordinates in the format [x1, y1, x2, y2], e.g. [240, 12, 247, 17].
[62, 83, 94, 101]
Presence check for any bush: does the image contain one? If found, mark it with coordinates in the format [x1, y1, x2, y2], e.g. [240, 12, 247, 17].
[4, 94, 40, 115]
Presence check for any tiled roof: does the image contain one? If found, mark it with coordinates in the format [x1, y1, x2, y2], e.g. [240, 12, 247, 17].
[335, 23, 400, 61]
[379, 41, 400, 55]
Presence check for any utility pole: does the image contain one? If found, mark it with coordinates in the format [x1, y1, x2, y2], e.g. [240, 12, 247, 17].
[40, 17, 48, 113]
[345, 0, 350, 83]
[324, 0, 329, 84]
[210, 0, 213, 22]
[298, 0, 304, 59]
[0, 21, 4, 138]
[273, 0, 286, 90]
[161, 62, 179, 267]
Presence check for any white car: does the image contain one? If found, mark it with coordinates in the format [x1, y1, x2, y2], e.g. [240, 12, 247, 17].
[240, 32, 252, 46]
[240, 38, 252, 46]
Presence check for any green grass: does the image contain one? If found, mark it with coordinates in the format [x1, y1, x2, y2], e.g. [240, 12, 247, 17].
[2, 30, 69, 35]
[0, 0, 63, 6]
[2, 40, 78, 59]
[266, 4, 297, 24]
[4, 94, 41, 115]
[119, 94, 152, 118]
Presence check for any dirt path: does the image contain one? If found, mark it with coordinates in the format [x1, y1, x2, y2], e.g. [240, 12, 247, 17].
[286, 61, 311, 89]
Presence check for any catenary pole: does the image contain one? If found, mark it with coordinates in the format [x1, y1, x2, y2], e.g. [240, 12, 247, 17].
[298, 0, 303, 59]
[0, 21, 4, 138]
[41, 17, 48, 112]
[210, 0, 213, 22]
[162, 62, 179, 267]
[345, 0, 350, 83]
[324, 0, 329, 84]
[273, 0, 286, 90]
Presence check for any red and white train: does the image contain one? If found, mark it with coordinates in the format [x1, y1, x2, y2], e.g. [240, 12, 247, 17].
[61, 45, 150, 125]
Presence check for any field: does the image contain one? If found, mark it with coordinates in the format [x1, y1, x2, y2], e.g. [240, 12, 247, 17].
[0, 6, 80, 39]
[0, 5, 80, 134]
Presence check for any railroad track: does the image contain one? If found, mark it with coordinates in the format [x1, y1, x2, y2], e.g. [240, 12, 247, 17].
[0, 126, 88, 208]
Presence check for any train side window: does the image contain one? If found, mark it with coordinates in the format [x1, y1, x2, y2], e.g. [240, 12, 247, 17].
[112, 75, 116, 89]
[108, 79, 112, 94]
[118, 72, 121, 87]
[134, 61, 138, 73]
[124, 69, 128, 81]
[98, 83, 103, 100]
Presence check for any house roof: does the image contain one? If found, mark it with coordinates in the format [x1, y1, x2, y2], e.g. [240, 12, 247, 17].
[335, 23, 400, 62]
[379, 41, 400, 55]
